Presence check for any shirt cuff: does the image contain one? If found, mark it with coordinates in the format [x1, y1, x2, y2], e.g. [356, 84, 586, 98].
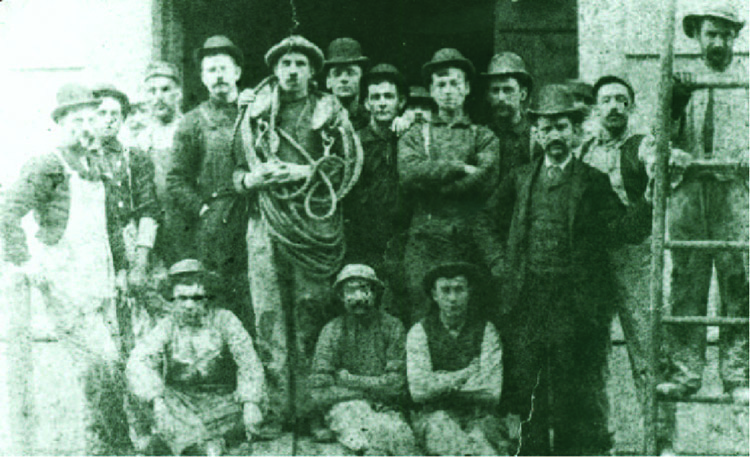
[136, 217, 158, 248]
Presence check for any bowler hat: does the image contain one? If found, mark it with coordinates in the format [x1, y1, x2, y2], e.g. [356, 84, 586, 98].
[265, 35, 325, 73]
[593, 73, 635, 102]
[565, 79, 595, 106]
[362, 63, 406, 93]
[194, 35, 244, 67]
[334, 264, 384, 292]
[528, 84, 585, 122]
[51, 83, 100, 123]
[92, 83, 131, 117]
[683, 1, 745, 38]
[323, 37, 369, 70]
[482, 52, 533, 92]
[145, 60, 181, 84]
[408, 86, 431, 103]
[422, 48, 476, 82]
[422, 261, 482, 296]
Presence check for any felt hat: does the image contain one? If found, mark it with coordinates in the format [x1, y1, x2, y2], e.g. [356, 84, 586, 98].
[593, 73, 635, 102]
[163, 259, 219, 300]
[565, 79, 595, 106]
[528, 84, 585, 122]
[265, 35, 325, 73]
[422, 261, 482, 296]
[362, 63, 406, 93]
[194, 35, 244, 67]
[408, 86, 431, 102]
[421, 48, 476, 82]
[333, 264, 384, 292]
[323, 37, 370, 70]
[145, 60, 181, 84]
[683, 1, 745, 38]
[51, 83, 100, 123]
[482, 52, 533, 92]
[92, 83, 131, 117]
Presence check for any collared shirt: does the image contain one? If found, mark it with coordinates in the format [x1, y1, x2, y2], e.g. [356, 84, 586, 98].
[127, 307, 265, 405]
[487, 114, 532, 180]
[136, 116, 182, 206]
[544, 152, 573, 172]
[406, 318, 502, 405]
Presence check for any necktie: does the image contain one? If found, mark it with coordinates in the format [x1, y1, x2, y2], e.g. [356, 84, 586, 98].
[547, 165, 563, 185]
[703, 88, 714, 158]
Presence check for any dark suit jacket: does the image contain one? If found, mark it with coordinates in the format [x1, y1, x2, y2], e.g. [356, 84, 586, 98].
[475, 156, 626, 320]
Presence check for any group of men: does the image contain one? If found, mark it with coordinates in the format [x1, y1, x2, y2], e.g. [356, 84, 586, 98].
[1, 1, 748, 455]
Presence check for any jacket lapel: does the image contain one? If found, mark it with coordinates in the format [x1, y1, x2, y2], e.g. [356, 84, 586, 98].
[567, 158, 588, 236]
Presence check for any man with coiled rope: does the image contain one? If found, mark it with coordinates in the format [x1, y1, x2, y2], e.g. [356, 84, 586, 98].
[232, 35, 363, 435]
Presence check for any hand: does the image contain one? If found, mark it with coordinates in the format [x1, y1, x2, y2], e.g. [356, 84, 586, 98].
[128, 265, 148, 289]
[243, 402, 263, 441]
[153, 396, 166, 416]
[199, 204, 210, 217]
[238, 89, 256, 107]
[463, 164, 479, 175]
[673, 72, 696, 90]
[669, 148, 693, 169]
[391, 111, 416, 136]
[260, 162, 312, 185]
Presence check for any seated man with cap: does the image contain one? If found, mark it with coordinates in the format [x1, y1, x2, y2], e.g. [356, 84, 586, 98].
[309, 264, 418, 455]
[126, 259, 266, 456]
[406, 261, 514, 456]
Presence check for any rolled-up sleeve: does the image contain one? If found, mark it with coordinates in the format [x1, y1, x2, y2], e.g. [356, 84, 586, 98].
[218, 310, 266, 407]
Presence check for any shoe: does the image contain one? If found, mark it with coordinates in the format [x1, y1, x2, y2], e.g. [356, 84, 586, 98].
[730, 386, 749, 405]
[656, 382, 699, 399]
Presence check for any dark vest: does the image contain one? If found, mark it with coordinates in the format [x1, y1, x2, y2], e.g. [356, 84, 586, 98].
[580, 134, 648, 206]
[421, 312, 485, 372]
[528, 164, 573, 272]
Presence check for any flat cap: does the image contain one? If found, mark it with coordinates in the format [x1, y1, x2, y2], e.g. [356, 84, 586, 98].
[334, 264, 384, 291]
[51, 83, 100, 123]
[683, 0, 745, 38]
[145, 60, 181, 84]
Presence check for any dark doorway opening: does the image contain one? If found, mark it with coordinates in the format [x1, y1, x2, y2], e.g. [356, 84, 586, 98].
[174, 0, 496, 116]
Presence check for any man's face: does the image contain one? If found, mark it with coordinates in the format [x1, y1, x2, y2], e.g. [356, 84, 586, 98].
[698, 18, 737, 71]
[536, 115, 577, 162]
[430, 68, 470, 112]
[365, 81, 403, 124]
[173, 282, 208, 327]
[94, 96, 124, 141]
[275, 52, 314, 94]
[340, 278, 376, 318]
[200, 54, 241, 100]
[486, 76, 526, 119]
[145, 75, 181, 123]
[326, 64, 363, 99]
[60, 105, 97, 150]
[432, 275, 470, 324]
[595, 82, 632, 133]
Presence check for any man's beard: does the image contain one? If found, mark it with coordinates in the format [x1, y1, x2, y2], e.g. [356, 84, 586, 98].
[545, 139, 569, 158]
[706, 47, 731, 70]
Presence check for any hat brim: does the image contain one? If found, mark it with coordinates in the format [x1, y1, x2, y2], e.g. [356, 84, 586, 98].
[93, 88, 131, 117]
[51, 99, 101, 123]
[528, 107, 586, 123]
[481, 71, 533, 92]
[422, 59, 476, 82]
[265, 44, 324, 74]
[333, 275, 385, 293]
[323, 56, 370, 70]
[422, 262, 483, 296]
[362, 71, 406, 92]
[161, 269, 221, 301]
[683, 14, 745, 38]
[194, 45, 244, 68]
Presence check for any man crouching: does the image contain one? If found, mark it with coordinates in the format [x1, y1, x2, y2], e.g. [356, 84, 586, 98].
[309, 264, 419, 455]
[126, 259, 265, 455]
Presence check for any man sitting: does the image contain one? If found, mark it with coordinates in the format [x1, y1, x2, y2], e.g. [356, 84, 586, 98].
[406, 262, 513, 456]
[309, 264, 418, 455]
[126, 259, 265, 455]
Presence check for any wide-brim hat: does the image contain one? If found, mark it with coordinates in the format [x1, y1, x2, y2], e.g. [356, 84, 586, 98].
[194, 35, 244, 67]
[683, 1, 745, 38]
[421, 48, 476, 82]
[593, 74, 635, 102]
[265, 35, 325, 74]
[323, 37, 369, 70]
[51, 83, 100, 123]
[528, 83, 585, 122]
[145, 60, 182, 84]
[333, 264, 384, 293]
[362, 63, 406, 92]
[161, 259, 220, 300]
[92, 83, 131, 117]
[482, 52, 533, 92]
[422, 261, 482, 296]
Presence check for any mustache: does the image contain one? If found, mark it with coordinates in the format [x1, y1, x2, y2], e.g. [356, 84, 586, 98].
[547, 139, 567, 150]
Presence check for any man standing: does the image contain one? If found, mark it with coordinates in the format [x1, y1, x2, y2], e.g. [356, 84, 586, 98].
[1, 84, 130, 454]
[477, 84, 624, 455]
[167, 35, 251, 331]
[309, 264, 418, 454]
[126, 259, 265, 456]
[232, 35, 362, 432]
[398, 48, 499, 324]
[324, 37, 370, 130]
[406, 262, 510, 456]
[482, 52, 534, 180]
[660, 1, 749, 403]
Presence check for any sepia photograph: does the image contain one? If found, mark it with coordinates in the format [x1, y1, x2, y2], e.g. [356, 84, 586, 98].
[0, 0, 748, 455]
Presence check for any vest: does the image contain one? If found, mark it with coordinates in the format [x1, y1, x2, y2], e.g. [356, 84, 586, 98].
[528, 165, 573, 272]
[421, 312, 485, 372]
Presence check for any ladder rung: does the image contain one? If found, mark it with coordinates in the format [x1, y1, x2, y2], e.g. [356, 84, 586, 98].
[671, 160, 750, 172]
[661, 316, 749, 326]
[658, 393, 734, 404]
[691, 75, 749, 89]
[666, 240, 749, 251]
